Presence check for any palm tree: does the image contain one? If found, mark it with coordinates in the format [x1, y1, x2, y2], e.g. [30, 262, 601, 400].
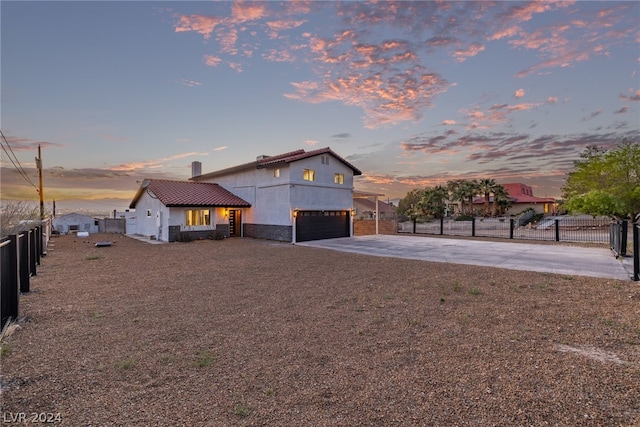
[446, 180, 466, 216]
[420, 185, 449, 218]
[478, 178, 497, 217]
[492, 185, 511, 216]
[461, 179, 480, 215]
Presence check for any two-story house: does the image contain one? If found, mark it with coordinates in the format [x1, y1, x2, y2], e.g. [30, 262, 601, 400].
[128, 147, 362, 243]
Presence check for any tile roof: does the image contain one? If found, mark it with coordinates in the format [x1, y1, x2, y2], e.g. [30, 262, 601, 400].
[192, 147, 361, 181]
[130, 179, 251, 209]
[257, 147, 362, 175]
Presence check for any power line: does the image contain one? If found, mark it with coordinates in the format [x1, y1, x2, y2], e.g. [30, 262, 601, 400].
[0, 130, 39, 191]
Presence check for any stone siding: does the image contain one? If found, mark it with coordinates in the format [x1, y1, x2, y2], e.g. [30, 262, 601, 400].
[244, 223, 292, 242]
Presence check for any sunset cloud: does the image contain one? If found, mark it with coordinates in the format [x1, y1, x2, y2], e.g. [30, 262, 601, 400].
[112, 152, 208, 172]
[173, 1, 637, 129]
[179, 79, 202, 87]
[174, 14, 222, 39]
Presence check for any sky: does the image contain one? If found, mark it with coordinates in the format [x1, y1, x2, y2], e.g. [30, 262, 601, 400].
[1, 0, 639, 214]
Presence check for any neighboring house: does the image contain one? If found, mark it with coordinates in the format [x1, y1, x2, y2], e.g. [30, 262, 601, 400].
[129, 147, 362, 242]
[52, 213, 99, 234]
[472, 183, 557, 216]
[353, 197, 396, 220]
[129, 180, 250, 242]
[501, 183, 557, 215]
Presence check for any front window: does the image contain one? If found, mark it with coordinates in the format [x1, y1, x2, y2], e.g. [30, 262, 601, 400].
[334, 173, 344, 184]
[185, 209, 210, 226]
[303, 169, 315, 181]
[274, 168, 280, 178]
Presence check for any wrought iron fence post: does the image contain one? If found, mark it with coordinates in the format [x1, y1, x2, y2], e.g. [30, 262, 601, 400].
[472, 217, 476, 237]
[633, 222, 639, 281]
[509, 218, 515, 239]
[29, 229, 37, 276]
[440, 217, 444, 235]
[2, 235, 20, 328]
[19, 233, 30, 293]
[620, 220, 628, 257]
[555, 219, 560, 242]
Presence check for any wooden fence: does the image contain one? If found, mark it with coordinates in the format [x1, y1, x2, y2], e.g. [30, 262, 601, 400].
[1, 221, 49, 330]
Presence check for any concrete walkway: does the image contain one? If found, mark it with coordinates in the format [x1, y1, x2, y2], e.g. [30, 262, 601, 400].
[297, 234, 632, 281]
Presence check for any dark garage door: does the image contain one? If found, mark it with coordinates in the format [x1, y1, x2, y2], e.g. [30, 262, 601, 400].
[296, 211, 350, 242]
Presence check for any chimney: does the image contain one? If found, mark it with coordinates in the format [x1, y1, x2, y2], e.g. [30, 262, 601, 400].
[191, 161, 202, 178]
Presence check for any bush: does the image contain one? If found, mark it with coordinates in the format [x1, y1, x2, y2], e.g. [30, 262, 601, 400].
[454, 215, 474, 221]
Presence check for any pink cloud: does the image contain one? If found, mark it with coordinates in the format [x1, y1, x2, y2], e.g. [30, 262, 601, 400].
[231, 1, 267, 22]
[174, 14, 222, 39]
[515, 88, 525, 98]
[203, 55, 222, 67]
[112, 152, 208, 172]
[453, 43, 485, 62]
[619, 89, 640, 102]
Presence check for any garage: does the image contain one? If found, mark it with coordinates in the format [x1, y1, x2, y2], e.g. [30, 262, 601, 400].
[295, 210, 350, 242]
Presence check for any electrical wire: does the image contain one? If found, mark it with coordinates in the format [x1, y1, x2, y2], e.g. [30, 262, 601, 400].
[0, 130, 39, 191]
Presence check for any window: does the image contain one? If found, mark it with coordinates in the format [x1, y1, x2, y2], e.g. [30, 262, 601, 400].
[321, 155, 330, 165]
[334, 173, 344, 184]
[303, 169, 315, 181]
[185, 209, 210, 226]
[274, 168, 280, 178]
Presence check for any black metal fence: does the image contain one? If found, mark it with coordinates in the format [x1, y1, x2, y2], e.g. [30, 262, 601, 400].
[1, 224, 48, 330]
[610, 220, 629, 257]
[633, 222, 639, 281]
[398, 215, 611, 243]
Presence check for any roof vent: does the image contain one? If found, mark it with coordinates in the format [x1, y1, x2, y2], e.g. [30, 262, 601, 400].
[256, 155, 270, 161]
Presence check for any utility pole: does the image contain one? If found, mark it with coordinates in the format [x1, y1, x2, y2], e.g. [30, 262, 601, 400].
[35, 144, 44, 220]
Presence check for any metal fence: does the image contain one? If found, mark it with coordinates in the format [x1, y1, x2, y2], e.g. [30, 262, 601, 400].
[633, 222, 639, 281]
[1, 222, 49, 330]
[398, 215, 611, 244]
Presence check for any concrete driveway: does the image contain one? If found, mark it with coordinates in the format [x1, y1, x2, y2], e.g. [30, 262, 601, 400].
[297, 234, 632, 281]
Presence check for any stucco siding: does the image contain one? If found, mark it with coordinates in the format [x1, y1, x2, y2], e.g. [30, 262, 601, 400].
[53, 213, 99, 234]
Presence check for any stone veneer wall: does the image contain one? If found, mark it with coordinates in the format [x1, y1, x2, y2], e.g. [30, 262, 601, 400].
[168, 225, 230, 242]
[244, 223, 292, 242]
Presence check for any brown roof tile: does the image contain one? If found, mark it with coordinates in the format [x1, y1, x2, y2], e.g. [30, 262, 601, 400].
[130, 180, 250, 208]
[257, 147, 362, 175]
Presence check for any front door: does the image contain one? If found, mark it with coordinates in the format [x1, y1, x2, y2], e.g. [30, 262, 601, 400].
[229, 209, 242, 237]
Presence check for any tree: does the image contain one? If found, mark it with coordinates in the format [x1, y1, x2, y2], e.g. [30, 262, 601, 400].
[397, 188, 424, 221]
[563, 140, 640, 218]
[491, 185, 512, 216]
[0, 200, 42, 238]
[478, 178, 498, 216]
[419, 185, 449, 219]
[448, 179, 480, 215]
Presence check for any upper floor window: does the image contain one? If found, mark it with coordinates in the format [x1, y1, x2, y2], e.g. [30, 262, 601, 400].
[334, 173, 344, 184]
[303, 169, 315, 181]
[274, 168, 280, 178]
[321, 155, 330, 165]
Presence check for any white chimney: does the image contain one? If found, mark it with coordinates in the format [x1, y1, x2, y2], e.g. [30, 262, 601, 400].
[191, 161, 202, 177]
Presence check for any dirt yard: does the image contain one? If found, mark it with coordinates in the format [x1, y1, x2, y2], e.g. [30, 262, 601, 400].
[1, 234, 639, 426]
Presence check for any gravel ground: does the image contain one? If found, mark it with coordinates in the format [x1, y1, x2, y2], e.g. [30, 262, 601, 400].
[1, 233, 639, 426]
